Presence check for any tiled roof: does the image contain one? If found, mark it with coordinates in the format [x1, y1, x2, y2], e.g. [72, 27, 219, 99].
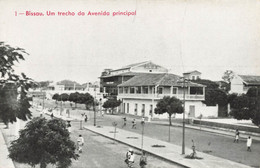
[121, 61, 150, 69]
[100, 72, 147, 78]
[183, 70, 201, 74]
[239, 75, 260, 85]
[118, 73, 205, 87]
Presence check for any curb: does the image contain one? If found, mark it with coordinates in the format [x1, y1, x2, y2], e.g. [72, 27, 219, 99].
[84, 126, 188, 168]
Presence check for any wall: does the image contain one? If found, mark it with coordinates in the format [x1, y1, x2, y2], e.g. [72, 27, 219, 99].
[175, 102, 218, 118]
[230, 75, 245, 94]
[121, 98, 211, 119]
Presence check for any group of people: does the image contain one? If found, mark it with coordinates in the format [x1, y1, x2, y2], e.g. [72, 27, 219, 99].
[122, 117, 145, 129]
[125, 148, 147, 168]
[233, 129, 252, 152]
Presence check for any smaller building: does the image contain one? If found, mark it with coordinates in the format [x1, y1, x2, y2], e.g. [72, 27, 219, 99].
[230, 74, 260, 94]
[183, 70, 201, 80]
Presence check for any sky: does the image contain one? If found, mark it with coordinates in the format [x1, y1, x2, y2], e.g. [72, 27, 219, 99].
[0, 0, 260, 84]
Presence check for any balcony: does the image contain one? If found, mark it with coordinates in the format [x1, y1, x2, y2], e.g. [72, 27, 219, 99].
[117, 93, 204, 101]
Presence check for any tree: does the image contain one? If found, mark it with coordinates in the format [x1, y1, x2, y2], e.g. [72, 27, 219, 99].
[193, 79, 228, 117]
[229, 87, 260, 126]
[79, 93, 94, 110]
[154, 96, 183, 126]
[222, 70, 234, 84]
[246, 87, 260, 126]
[60, 93, 69, 102]
[222, 70, 234, 92]
[229, 94, 251, 120]
[68, 92, 80, 108]
[0, 42, 33, 127]
[52, 93, 60, 103]
[102, 98, 121, 114]
[9, 117, 78, 168]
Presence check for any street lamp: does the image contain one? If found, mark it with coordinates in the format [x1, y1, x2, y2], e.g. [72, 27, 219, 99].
[182, 77, 187, 155]
[141, 120, 145, 152]
[93, 84, 97, 126]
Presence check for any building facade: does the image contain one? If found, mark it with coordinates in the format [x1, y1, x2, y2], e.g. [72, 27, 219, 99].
[183, 70, 201, 80]
[230, 74, 260, 94]
[117, 73, 209, 119]
[100, 61, 168, 97]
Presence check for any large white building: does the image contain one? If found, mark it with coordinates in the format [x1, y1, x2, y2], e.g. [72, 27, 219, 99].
[117, 73, 217, 119]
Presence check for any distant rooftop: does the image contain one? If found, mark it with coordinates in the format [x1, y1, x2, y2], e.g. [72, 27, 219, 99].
[239, 75, 260, 85]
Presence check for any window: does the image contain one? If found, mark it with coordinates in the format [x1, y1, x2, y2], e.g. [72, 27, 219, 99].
[172, 87, 177, 94]
[192, 76, 195, 80]
[119, 87, 123, 94]
[136, 86, 141, 94]
[190, 87, 203, 95]
[130, 87, 135, 93]
[143, 86, 148, 94]
[124, 87, 128, 93]
[158, 87, 163, 94]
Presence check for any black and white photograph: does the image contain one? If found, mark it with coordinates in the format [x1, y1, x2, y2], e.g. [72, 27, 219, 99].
[0, 0, 260, 167]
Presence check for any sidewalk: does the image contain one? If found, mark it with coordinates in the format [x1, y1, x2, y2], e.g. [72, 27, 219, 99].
[0, 124, 16, 168]
[85, 125, 251, 168]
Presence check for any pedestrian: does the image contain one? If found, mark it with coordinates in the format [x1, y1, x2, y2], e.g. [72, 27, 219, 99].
[141, 117, 145, 124]
[247, 136, 252, 152]
[122, 117, 127, 128]
[101, 110, 104, 117]
[67, 121, 71, 133]
[132, 119, 136, 129]
[234, 129, 240, 143]
[139, 151, 147, 168]
[77, 135, 84, 153]
[125, 148, 135, 168]
[84, 114, 88, 122]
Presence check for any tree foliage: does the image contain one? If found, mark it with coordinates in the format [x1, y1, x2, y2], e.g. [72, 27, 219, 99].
[154, 96, 183, 126]
[222, 70, 234, 84]
[193, 79, 228, 117]
[0, 42, 33, 126]
[102, 98, 121, 114]
[229, 87, 260, 126]
[8, 117, 78, 168]
[52, 93, 60, 102]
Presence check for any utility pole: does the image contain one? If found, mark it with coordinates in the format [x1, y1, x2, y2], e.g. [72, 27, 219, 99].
[182, 77, 186, 155]
[141, 120, 145, 152]
[94, 84, 97, 126]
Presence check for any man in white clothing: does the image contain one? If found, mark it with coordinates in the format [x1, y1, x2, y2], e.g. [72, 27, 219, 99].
[247, 136, 252, 152]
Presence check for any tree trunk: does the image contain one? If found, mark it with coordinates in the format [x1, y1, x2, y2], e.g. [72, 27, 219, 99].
[40, 162, 47, 168]
[169, 114, 172, 126]
[111, 108, 114, 115]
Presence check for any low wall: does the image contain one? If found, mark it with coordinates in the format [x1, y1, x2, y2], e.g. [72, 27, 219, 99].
[193, 119, 260, 133]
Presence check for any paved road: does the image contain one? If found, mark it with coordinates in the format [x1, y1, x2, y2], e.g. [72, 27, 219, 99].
[1, 107, 179, 168]
[86, 112, 260, 167]
[34, 98, 260, 167]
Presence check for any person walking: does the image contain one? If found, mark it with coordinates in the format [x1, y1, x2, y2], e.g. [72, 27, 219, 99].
[139, 151, 147, 168]
[122, 117, 127, 128]
[67, 121, 72, 133]
[77, 135, 84, 153]
[84, 114, 88, 122]
[132, 119, 136, 129]
[125, 148, 135, 168]
[247, 136, 252, 152]
[234, 129, 240, 143]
